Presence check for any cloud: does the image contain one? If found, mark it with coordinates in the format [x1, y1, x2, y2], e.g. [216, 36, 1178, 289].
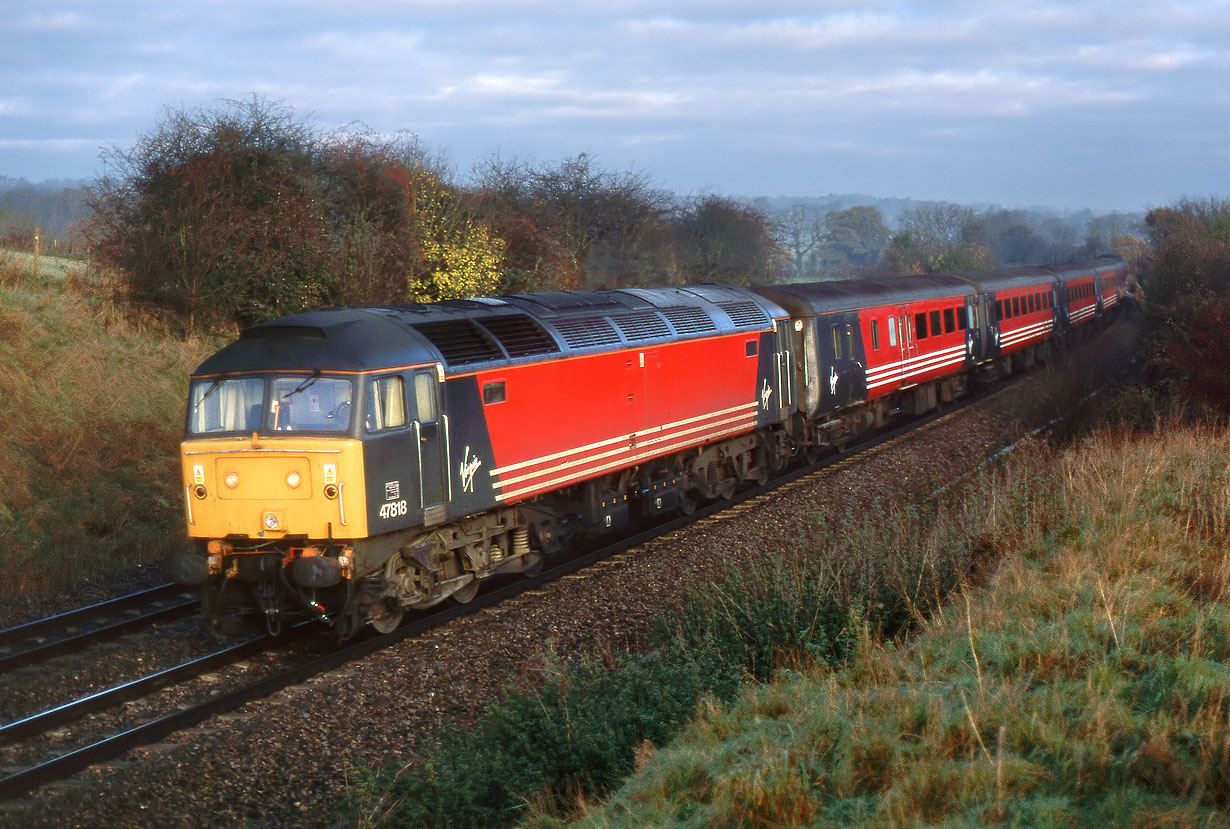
[2, 0, 1228, 206]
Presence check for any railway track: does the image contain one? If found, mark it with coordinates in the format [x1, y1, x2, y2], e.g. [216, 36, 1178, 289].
[0, 584, 197, 674]
[0, 381, 989, 801]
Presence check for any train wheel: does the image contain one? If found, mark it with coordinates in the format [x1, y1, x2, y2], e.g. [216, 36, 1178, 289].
[680, 492, 699, 515]
[368, 599, 404, 634]
[452, 578, 479, 604]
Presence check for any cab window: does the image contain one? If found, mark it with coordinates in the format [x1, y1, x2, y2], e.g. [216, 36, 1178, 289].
[366, 376, 407, 432]
[188, 377, 264, 434]
[269, 376, 354, 432]
[413, 371, 437, 422]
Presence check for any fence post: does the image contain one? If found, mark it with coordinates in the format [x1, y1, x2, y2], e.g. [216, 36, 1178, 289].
[33, 226, 40, 280]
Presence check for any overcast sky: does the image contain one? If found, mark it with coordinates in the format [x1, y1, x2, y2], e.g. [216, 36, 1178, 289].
[3, 1, 1228, 212]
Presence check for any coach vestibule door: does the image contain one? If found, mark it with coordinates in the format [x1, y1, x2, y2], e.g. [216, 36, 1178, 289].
[892, 307, 912, 388]
[411, 366, 451, 525]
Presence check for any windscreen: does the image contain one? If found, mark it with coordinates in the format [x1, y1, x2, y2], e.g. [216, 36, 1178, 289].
[186, 375, 355, 435]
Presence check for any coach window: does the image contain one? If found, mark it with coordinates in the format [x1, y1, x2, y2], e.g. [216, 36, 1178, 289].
[413, 371, 437, 422]
[995, 300, 1004, 322]
[929, 310, 941, 337]
[888, 317, 897, 347]
[1012, 296, 1021, 317]
[943, 308, 955, 334]
[914, 312, 927, 339]
[957, 305, 968, 331]
[366, 375, 407, 432]
[871, 320, 880, 351]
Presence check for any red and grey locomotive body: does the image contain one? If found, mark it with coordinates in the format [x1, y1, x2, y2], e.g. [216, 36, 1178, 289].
[176, 285, 791, 635]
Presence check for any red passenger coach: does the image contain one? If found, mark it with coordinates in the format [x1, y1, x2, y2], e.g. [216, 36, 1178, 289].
[976, 266, 1059, 361]
[753, 274, 978, 450]
[1050, 259, 1111, 331]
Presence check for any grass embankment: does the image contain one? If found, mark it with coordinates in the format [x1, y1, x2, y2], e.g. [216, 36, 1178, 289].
[345, 408, 1230, 827]
[570, 419, 1230, 826]
[0, 250, 217, 597]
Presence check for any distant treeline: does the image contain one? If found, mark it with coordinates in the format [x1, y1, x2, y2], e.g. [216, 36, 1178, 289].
[0, 177, 89, 250]
[7, 96, 1147, 328]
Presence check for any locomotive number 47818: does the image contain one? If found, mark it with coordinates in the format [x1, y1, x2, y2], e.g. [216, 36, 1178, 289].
[379, 500, 408, 520]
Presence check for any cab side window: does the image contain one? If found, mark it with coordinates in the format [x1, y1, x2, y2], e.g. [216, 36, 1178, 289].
[366, 376, 407, 432]
[413, 371, 437, 422]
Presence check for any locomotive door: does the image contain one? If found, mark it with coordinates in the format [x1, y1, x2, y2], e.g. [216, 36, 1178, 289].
[773, 321, 794, 413]
[411, 366, 451, 525]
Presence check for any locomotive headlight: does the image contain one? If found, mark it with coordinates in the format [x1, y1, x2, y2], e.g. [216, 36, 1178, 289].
[263, 512, 281, 531]
[286, 471, 301, 489]
[224, 472, 239, 489]
[193, 485, 208, 500]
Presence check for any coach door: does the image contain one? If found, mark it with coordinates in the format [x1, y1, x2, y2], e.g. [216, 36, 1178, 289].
[411, 366, 451, 526]
[897, 308, 915, 386]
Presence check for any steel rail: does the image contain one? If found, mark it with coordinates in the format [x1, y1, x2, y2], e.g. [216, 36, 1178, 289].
[0, 584, 188, 650]
[0, 598, 199, 674]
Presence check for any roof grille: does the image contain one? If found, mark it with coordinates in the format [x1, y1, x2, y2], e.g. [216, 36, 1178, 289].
[660, 306, 716, 335]
[478, 315, 560, 358]
[611, 312, 670, 342]
[718, 301, 769, 328]
[551, 317, 621, 349]
[412, 320, 505, 365]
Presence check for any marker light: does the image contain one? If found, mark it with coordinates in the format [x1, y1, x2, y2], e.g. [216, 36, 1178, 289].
[224, 472, 239, 488]
[286, 471, 301, 488]
[263, 512, 281, 530]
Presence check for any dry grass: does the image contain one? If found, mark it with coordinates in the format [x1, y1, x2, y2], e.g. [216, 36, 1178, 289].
[0, 252, 219, 595]
[571, 419, 1230, 827]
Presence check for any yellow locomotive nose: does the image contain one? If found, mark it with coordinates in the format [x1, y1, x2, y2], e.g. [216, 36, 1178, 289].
[181, 437, 368, 540]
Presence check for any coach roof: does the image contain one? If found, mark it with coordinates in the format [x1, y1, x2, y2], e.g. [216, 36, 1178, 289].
[751, 273, 975, 317]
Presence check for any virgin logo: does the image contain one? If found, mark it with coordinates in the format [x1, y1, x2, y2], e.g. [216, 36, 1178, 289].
[459, 447, 482, 493]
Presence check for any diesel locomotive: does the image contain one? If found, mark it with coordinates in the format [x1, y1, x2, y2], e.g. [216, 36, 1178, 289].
[173, 256, 1127, 636]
